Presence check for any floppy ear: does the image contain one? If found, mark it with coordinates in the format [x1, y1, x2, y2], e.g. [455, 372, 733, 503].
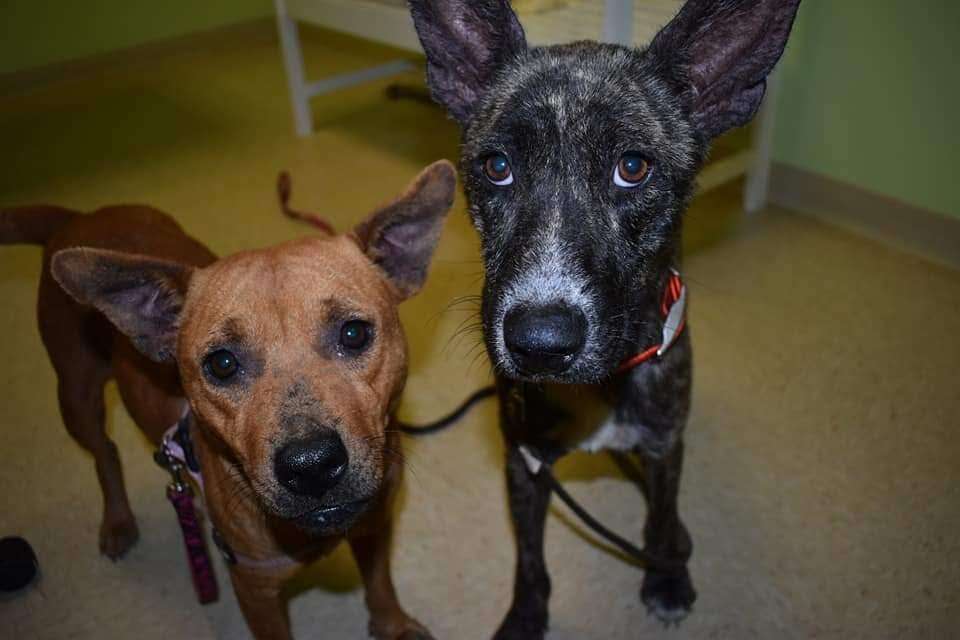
[648, 0, 801, 139]
[353, 160, 457, 300]
[51, 248, 192, 363]
[408, 0, 527, 123]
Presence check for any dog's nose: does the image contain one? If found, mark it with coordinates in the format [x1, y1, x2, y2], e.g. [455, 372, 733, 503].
[503, 303, 586, 375]
[274, 430, 348, 499]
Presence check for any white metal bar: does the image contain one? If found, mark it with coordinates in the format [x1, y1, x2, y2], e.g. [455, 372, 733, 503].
[285, 0, 422, 52]
[304, 60, 414, 98]
[744, 69, 781, 214]
[275, 0, 313, 136]
[602, 0, 635, 46]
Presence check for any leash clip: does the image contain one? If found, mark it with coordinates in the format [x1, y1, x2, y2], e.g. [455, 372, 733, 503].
[155, 411, 219, 605]
[154, 443, 190, 495]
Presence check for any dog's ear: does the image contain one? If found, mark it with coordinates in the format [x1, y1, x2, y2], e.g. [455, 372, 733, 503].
[353, 160, 456, 300]
[408, 0, 527, 123]
[51, 248, 192, 363]
[648, 0, 801, 139]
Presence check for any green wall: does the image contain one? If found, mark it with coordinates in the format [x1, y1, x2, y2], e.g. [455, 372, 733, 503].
[3, 0, 956, 219]
[773, 1, 959, 219]
[0, 0, 272, 76]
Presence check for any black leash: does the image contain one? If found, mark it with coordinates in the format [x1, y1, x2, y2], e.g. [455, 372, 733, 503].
[539, 460, 686, 573]
[517, 445, 686, 574]
[348, 383, 682, 573]
[398, 386, 496, 435]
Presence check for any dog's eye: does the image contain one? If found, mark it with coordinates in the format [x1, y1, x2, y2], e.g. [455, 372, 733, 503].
[483, 154, 513, 186]
[205, 349, 239, 380]
[339, 320, 372, 352]
[614, 153, 652, 188]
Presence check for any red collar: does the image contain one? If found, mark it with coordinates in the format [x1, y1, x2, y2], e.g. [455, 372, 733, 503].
[615, 269, 687, 374]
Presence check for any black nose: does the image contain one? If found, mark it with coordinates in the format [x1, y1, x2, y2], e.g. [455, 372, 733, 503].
[503, 303, 586, 375]
[274, 430, 348, 498]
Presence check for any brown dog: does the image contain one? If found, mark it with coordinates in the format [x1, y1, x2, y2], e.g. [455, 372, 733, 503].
[0, 160, 456, 640]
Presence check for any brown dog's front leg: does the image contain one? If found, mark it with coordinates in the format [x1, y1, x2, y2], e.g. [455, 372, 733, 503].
[350, 527, 432, 640]
[230, 566, 293, 640]
[493, 443, 553, 640]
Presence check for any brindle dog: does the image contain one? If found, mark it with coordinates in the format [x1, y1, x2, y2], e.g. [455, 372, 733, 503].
[408, 1, 801, 637]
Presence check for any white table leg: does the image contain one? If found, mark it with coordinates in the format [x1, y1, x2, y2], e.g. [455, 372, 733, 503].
[275, 0, 313, 137]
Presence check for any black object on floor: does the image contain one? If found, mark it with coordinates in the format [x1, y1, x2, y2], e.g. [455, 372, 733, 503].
[0, 536, 38, 592]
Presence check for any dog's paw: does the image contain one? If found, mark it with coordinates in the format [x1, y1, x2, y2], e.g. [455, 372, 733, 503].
[492, 606, 547, 640]
[641, 569, 696, 626]
[99, 518, 140, 560]
[369, 616, 434, 640]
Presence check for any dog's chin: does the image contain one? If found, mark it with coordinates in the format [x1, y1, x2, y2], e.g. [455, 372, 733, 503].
[290, 498, 371, 536]
[259, 487, 376, 537]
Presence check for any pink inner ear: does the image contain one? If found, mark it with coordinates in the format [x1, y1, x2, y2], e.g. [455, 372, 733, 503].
[357, 160, 455, 296]
[369, 213, 442, 296]
[142, 287, 165, 317]
[410, 0, 527, 122]
[651, 0, 800, 139]
[99, 275, 183, 360]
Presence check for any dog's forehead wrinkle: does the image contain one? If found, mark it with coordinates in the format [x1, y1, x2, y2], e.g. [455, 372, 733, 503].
[204, 316, 249, 349]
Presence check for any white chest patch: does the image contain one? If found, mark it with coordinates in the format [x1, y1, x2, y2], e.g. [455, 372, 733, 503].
[578, 414, 645, 453]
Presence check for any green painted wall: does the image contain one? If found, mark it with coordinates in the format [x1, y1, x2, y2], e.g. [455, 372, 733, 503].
[3, 0, 955, 219]
[0, 0, 272, 76]
[773, 1, 959, 218]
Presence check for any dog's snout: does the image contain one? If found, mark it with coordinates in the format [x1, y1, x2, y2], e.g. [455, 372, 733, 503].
[503, 303, 586, 375]
[274, 430, 348, 499]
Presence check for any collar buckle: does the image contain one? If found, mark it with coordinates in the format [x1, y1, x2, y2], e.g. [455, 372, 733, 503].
[616, 269, 687, 374]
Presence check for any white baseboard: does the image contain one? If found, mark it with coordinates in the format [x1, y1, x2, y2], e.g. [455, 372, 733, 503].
[769, 163, 960, 271]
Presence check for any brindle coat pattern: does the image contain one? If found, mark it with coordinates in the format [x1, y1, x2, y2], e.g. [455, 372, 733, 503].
[0, 160, 457, 640]
[409, 1, 801, 637]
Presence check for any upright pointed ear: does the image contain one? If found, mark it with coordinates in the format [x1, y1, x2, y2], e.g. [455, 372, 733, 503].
[648, 0, 801, 139]
[408, 0, 527, 123]
[353, 160, 456, 300]
[51, 248, 192, 363]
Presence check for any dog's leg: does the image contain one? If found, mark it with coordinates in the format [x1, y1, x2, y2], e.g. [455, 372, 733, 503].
[48, 331, 139, 560]
[230, 567, 293, 640]
[494, 442, 553, 640]
[56, 370, 140, 560]
[350, 528, 432, 640]
[38, 273, 139, 559]
[637, 439, 696, 623]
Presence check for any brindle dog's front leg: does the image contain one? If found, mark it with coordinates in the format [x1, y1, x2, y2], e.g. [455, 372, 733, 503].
[638, 440, 695, 622]
[494, 443, 553, 640]
[628, 335, 696, 623]
[494, 382, 561, 640]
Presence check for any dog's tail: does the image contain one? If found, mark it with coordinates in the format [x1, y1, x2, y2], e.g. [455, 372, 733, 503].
[0, 205, 78, 246]
[398, 386, 496, 436]
[276, 171, 336, 235]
